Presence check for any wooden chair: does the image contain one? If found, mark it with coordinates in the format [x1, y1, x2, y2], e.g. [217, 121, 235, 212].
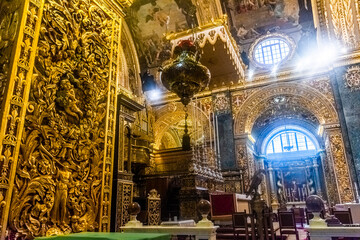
[305, 208, 314, 225]
[263, 212, 278, 240]
[232, 212, 256, 240]
[292, 207, 305, 227]
[332, 208, 353, 224]
[278, 211, 299, 240]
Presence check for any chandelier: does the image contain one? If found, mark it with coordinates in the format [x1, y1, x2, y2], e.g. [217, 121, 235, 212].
[161, 40, 211, 150]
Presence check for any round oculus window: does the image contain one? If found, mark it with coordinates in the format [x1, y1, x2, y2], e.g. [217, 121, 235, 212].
[250, 34, 295, 68]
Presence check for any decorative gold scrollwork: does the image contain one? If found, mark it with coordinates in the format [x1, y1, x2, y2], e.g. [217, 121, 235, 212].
[6, 0, 119, 238]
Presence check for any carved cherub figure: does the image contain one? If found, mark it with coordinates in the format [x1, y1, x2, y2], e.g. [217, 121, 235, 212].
[56, 77, 83, 122]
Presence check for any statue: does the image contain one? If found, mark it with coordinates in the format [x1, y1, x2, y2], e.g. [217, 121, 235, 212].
[50, 161, 73, 231]
[276, 171, 287, 210]
[245, 169, 266, 199]
[246, 169, 267, 240]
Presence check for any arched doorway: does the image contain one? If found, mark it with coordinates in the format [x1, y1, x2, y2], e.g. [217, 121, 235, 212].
[254, 121, 325, 209]
[233, 82, 355, 206]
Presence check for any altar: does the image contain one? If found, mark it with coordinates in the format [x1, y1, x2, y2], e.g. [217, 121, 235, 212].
[335, 203, 360, 224]
[121, 225, 218, 240]
[305, 225, 360, 240]
[35, 232, 171, 240]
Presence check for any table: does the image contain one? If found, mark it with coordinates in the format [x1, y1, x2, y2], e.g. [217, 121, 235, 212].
[35, 232, 171, 240]
[335, 203, 360, 224]
[121, 225, 219, 240]
[305, 225, 360, 240]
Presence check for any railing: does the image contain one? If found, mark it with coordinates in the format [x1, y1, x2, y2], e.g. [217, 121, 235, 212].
[285, 186, 309, 202]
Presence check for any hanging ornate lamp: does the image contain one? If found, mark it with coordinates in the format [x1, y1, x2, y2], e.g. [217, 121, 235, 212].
[161, 40, 211, 150]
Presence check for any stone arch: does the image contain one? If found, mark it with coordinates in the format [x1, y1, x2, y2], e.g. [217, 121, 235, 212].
[234, 82, 339, 135]
[118, 21, 142, 95]
[154, 102, 211, 149]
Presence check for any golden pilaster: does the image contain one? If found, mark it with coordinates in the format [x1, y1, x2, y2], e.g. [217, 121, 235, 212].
[0, 0, 45, 239]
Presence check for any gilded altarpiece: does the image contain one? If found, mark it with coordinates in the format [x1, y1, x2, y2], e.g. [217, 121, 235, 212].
[0, 0, 126, 238]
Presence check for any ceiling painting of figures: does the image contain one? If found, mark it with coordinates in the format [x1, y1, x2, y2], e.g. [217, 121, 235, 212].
[222, 0, 315, 42]
[126, 0, 197, 72]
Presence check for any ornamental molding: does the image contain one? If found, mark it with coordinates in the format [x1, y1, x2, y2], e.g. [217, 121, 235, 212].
[344, 65, 360, 91]
[233, 82, 339, 135]
[166, 18, 245, 79]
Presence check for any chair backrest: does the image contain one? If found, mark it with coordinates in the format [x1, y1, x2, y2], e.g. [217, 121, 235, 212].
[232, 212, 248, 228]
[305, 208, 314, 225]
[210, 193, 236, 217]
[263, 213, 276, 240]
[278, 211, 297, 230]
[293, 207, 305, 217]
[333, 208, 353, 224]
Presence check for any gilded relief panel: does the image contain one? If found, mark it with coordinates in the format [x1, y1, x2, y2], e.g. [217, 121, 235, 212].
[0, 0, 22, 110]
[329, 0, 357, 46]
[7, 0, 120, 238]
[235, 141, 251, 190]
[324, 138, 341, 204]
[326, 128, 354, 203]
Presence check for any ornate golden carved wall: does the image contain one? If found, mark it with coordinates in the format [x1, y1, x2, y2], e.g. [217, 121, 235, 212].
[0, 0, 128, 238]
[0, 0, 45, 238]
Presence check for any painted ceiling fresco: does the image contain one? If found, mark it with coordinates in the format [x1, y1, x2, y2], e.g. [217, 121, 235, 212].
[222, 0, 314, 42]
[126, 0, 197, 72]
[125, 0, 315, 82]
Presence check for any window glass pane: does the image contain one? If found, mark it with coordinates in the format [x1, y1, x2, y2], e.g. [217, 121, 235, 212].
[266, 142, 273, 154]
[306, 137, 316, 150]
[265, 129, 317, 155]
[273, 137, 282, 153]
[254, 38, 291, 66]
[297, 134, 307, 151]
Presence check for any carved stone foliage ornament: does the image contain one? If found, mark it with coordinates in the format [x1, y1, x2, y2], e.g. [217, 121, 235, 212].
[344, 65, 360, 91]
[7, 0, 119, 238]
[213, 92, 231, 114]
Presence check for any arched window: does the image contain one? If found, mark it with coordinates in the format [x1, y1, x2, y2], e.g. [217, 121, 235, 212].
[266, 130, 316, 154]
[261, 125, 319, 157]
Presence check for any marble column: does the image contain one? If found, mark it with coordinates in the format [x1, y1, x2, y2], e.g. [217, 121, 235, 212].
[267, 161, 279, 210]
[312, 157, 323, 198]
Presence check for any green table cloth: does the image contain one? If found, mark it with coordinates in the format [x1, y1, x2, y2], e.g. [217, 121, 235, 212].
[35, 232, 171, 240]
